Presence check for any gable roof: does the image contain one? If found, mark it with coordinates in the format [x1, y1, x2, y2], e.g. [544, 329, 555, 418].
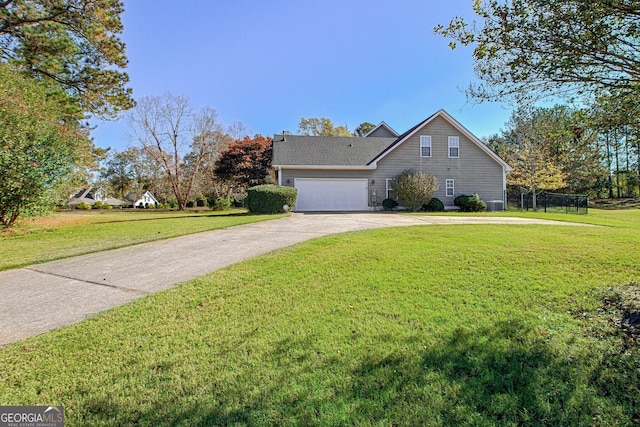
[69, 187, 124, 206]
[124, 191, 158, 204]
[272, 135, 394, 169]
[368, 109, 512, 171]
[364, 121, 398, 138]
[272, 110, 511, 171]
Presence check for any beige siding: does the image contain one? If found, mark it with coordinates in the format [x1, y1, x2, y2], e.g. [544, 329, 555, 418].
[280, 116, 506, 209]
[369, 116, 505, 205]
[367, 127, 397, 138]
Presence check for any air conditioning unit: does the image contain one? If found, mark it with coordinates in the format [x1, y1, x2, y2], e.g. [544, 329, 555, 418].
[487, 200, 504, 212]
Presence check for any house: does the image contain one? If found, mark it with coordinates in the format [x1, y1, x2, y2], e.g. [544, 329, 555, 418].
[124, 191, 158, 208]
[272, 110, 512, 211]
[69, 187, 124, 208]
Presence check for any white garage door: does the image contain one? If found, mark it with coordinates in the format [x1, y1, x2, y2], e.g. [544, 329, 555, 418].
[294, 179, 368, 211]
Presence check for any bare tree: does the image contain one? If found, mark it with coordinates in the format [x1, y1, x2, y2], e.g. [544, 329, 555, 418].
[127, 93, 226, 209]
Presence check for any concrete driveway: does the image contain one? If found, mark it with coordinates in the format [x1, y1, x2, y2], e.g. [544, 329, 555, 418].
[0, 213, 586, 346]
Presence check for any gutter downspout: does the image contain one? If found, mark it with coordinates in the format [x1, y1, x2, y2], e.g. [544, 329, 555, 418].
[503, 166, 508, 210]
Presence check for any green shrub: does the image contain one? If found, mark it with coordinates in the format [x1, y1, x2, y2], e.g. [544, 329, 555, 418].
[247, 185, 297, 214]
[103, 203, 113, 210]
[92, 201, 103, 209]
[76, 202, 92, 210]
[185, 200, 195, 208]
[156, 203, 165, 209]
[196, 198, 208, 208]
[454, 194, 487, 212]
[212, 198, 232, 211]
[423, 197, 445, 212]
[390, 170, 439, 212]
[382, 198, 399, 211]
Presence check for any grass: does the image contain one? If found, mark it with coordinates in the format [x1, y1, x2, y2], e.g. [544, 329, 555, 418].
[0, 209, 639, 425]
[0, 209, 285, 271]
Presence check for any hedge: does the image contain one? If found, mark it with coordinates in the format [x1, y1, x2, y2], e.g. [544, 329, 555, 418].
[247, 185, 297, 214]
[454, 194, 487, 212]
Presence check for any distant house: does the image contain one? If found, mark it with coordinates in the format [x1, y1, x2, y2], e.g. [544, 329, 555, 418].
[272, 109, 512, 211]
[124, 191, 158, 208]
[69, 187, 124, 208]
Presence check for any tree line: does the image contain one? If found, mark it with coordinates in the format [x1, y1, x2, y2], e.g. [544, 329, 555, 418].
[99, 97, 379, 210]
[436, 0, 640, 202]
[486, 102, 640, 205]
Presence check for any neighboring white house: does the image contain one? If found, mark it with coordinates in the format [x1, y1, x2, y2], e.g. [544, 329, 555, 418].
[272, 110, 512, 212]
[125, 191, 158, 208]
[69, 187, 124, 208]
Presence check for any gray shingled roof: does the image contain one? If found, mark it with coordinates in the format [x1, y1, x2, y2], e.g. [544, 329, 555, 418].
[272, 135, 395, 166]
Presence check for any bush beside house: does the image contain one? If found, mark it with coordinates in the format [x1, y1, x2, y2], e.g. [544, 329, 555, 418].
[247, 185, 297, 214]
[454, 194, 487, 212]
[423, 197, 445, 212]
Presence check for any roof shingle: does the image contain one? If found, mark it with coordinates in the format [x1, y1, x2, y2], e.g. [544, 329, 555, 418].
[272, 135, 395, 166]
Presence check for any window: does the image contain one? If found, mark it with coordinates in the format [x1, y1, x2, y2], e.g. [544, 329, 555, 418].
[446, 179, 454, 197]
[420, 135, 431, 157]
[386, 178, 395, 199]
[448, 136, 459, 158]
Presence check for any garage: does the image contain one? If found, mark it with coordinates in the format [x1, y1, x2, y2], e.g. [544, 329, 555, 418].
[294, 178, 368, 211]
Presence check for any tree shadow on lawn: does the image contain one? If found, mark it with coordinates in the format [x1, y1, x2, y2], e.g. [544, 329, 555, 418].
[77, 321, 638, 426]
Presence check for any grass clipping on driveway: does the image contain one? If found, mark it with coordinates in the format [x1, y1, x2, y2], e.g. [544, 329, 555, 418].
[1, 211, 640, 425]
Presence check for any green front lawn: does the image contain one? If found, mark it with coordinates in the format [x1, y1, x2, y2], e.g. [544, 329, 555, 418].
[1, 210, 639, 425]
[0, 209, 285, 271]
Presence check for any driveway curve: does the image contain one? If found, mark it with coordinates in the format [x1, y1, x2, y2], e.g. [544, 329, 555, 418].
[0, 213, 587, 345]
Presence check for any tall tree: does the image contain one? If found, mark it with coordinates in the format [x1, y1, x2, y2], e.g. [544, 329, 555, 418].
[590, 91, 640, 197]
[298, 117, 352, 136]
[493, 107, 567, 209]
[127, 94, 226, 210]
[354, 122, 376, 137]
[0, 0, 134, 117]
[215, 135, 273, 191]
[0, 64, 90, 226]
[435, 0, 640, 103]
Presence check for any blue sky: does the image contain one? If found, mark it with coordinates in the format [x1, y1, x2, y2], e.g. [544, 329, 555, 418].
[91, 0, 514, 151]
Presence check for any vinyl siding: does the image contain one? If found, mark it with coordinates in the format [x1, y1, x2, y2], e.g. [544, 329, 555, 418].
[279, 115, 506, 209]
[369, 116, 505, 205]
[367, 126, 397, 138]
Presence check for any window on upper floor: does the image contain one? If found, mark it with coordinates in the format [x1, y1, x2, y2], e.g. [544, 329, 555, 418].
[446, 179, 455, 197]
[448, 136, 459, 158]
[420, 135, 431, 157]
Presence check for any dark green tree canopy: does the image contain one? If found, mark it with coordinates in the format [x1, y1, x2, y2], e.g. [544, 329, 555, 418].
[435, 0, 640, 103]
[0, 64, 90, 226]
[0, 0, 134, 117]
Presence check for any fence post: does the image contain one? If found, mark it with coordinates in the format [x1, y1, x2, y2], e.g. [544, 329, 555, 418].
[544, 193, 547, 213]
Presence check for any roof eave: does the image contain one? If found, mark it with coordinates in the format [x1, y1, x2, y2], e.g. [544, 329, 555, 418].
[272, 164, 376, 171]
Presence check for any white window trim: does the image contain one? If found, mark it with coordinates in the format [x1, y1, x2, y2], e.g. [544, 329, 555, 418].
[420, 135, 431, 158]
[448, 136, 460, 158]
[446, 179, 455, 197]
[386, 178, 395, 199]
